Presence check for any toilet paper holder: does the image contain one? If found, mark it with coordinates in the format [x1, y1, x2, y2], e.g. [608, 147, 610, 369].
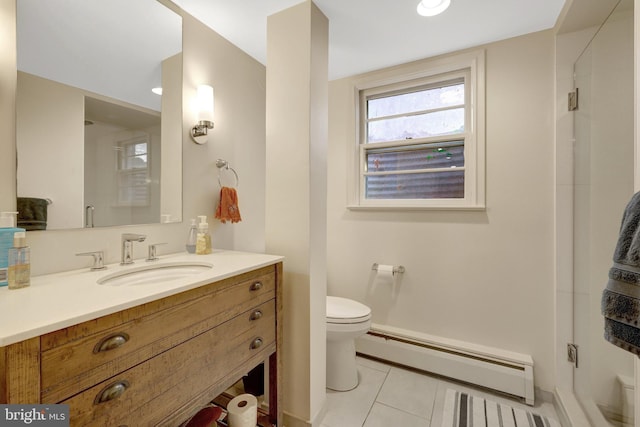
[371, 263, 405, 275]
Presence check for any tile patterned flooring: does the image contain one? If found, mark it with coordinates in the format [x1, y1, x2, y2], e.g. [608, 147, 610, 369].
[319, 356, 562, 427]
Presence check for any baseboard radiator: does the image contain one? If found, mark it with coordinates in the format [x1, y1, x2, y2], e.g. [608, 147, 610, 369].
[355, 324, 535, 405]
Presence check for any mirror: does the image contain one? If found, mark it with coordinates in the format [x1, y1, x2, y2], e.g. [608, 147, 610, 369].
[15, 0, 183, 230]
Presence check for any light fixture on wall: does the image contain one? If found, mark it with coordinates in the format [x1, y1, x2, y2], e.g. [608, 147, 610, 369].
[191, 85, 215, 144]
[417, 0, 451, 16]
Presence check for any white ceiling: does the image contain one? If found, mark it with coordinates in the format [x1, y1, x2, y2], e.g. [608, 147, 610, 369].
[16, 0, 568, 110]
[174, 0, 567, 80]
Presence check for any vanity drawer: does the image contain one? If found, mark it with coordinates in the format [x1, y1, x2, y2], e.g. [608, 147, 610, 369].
[41, 269, 275, 403]
[62, 300, 276, 426]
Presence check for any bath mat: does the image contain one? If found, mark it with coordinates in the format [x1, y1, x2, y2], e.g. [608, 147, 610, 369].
[441, 389, 561, 427]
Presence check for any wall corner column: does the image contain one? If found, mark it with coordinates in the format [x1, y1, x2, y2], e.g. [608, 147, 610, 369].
[266, 1, 329, 426]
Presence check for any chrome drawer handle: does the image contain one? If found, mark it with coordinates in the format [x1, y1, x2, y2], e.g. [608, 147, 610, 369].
[94, 380, 130, 404]
[93, 333, 130, 353]
[250, 337, 263, 350]
[249, 281, 263, 291]
[249, 310, 263, 321]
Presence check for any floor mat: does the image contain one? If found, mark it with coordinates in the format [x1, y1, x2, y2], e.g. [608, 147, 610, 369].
[441, 389, 561, 427]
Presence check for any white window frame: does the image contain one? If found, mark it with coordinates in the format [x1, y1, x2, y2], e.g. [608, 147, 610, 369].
[115, 135, 150, 207]
[348, 49, 485, 210]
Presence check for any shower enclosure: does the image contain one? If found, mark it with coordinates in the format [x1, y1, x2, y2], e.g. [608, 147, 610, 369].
[572, 0, 634, 425]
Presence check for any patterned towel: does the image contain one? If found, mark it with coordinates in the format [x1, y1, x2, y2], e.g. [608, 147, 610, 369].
[602, 191, 640, 355]
[215, 187, 242, 224]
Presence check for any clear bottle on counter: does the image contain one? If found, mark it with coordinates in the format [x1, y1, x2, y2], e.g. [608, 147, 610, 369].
[8, 231, 30, 289]
[0, 211, 24, 288]
[195, 215, 212, 255]
[186, 218, 197, 254]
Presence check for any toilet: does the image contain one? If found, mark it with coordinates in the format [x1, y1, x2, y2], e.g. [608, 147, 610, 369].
[326, 296, 372, 391]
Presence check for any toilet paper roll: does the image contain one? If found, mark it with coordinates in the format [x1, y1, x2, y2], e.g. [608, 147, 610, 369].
[227, 393, 258, 427]
[376, 264, 395, 280]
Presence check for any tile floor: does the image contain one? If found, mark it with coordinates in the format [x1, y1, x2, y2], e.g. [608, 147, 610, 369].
[319, 356, 562, 427]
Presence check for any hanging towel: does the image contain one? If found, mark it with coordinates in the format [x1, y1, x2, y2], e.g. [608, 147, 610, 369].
[17, 197, 48, 230]
[215, 186, 242, 224]
[602, 191, 640, 355]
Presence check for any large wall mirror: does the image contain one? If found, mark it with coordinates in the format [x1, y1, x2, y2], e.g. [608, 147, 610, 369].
[16, 0, 183, 230]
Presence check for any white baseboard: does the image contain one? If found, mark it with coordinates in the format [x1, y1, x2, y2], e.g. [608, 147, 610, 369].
[356, 324, 535, 405]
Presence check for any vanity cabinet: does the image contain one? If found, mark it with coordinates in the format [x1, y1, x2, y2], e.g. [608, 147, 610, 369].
[0, 262, 283, 426]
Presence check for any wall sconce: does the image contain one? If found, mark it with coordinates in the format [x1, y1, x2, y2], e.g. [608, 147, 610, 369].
[191, 85, 214, 144]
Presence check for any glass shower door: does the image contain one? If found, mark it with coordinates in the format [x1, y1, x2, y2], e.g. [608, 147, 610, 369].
[572, 0, 634, 424]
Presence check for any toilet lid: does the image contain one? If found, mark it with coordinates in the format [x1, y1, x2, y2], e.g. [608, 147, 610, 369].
[327, 296, 371, 324]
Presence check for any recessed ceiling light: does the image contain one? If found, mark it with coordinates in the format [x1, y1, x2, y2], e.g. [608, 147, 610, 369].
[152, 87, 163, 95]
[417, 0, 451, 16]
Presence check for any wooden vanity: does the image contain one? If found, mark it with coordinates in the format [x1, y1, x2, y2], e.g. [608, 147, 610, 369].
[0, 260, 283, 426]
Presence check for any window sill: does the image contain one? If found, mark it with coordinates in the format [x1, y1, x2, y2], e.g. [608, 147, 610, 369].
[347, 204, 486, 212]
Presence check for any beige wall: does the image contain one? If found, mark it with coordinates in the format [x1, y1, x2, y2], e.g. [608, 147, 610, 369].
[0, 1, 16, 211]
[161, 53, 183, 223]
[327, 30, 557, 392]
[181, 12, 267, 254]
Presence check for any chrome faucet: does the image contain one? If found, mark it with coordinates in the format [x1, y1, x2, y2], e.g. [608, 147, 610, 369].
[76, 250, 106, 270]
[120, 233, 147, 265]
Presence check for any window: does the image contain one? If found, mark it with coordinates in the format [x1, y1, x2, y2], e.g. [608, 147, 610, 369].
[350, 50, 485, 210]
[116, 135, 150, 206]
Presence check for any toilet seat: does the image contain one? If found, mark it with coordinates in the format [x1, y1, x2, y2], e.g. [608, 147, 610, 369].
[327, 296, 371, 324]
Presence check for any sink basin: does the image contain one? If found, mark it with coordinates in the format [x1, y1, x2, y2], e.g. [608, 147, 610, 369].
[97, 262, 213, 287]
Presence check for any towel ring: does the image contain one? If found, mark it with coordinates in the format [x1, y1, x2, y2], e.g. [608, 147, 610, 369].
[215, 159, 239, 188]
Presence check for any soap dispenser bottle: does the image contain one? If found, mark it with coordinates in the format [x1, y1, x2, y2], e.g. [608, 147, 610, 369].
[195, 215, 212, 255]
[186, 218, 197, 254]
[0, 212, 25, 287]
[8, 231, 30, 289]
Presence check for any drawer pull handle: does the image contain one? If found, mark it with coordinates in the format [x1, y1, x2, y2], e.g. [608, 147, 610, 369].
[93, 333, 130, 353]
[94, 380, 130, 404]
[249, 310, 263, 321]
[250, 281, 263, 291]
[250, 337, 263, 350]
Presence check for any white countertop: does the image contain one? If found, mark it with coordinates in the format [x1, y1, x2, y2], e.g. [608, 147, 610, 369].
[0, 250, 284, 346]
